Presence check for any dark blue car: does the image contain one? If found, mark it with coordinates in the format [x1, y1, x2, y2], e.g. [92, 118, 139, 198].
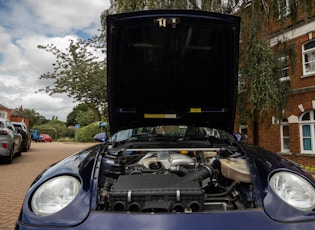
[16, 10, 315, 229]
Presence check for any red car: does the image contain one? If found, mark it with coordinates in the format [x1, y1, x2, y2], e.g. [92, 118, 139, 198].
[40, 134, 52, 142]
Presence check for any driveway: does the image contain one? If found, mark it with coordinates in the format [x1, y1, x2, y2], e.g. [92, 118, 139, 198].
[0, 141, 96, 230]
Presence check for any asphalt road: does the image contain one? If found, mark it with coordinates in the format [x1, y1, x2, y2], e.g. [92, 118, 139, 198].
[0, 141, 96, 230]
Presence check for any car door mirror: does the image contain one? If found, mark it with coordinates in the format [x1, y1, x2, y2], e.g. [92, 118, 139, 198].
[94, 132, 107, 142]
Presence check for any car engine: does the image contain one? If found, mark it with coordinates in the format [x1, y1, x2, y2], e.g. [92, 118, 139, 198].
[97, 147, 256, 213]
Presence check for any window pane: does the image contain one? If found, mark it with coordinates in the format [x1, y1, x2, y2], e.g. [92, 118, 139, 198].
[302, 112, 310, 121]
[303, 125, 311, 136]
[304, 53, 315, 73]
[283, 138, 290, 150]
[303, 138, 312, 151]
[304, 40, 315, 50]
[283, 125, 289, 136]
[307, 52, 315, 61]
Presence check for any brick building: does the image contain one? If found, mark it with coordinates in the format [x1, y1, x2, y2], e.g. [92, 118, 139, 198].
[235, 0, 315, 156]
[0, 104, 30, 128]
[0, 104, 11, 119]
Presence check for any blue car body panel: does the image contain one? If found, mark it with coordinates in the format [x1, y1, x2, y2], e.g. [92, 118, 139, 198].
[15, 9, 315, 229]
[16, 209, 315, 230]
[16, 142, 315, 229]
[17, 144, 102, 226]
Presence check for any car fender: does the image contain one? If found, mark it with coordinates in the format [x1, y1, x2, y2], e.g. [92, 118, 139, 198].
[18, 144, 103, 227]
[240, 143, 315, 221]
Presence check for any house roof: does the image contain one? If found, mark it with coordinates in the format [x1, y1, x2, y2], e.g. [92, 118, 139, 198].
[11, 109, 28, 118]
[0, 104, 10, 110]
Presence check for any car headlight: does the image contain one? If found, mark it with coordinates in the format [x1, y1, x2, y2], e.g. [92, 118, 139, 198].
[269, 171, 315, 212]
[31, 175, 81, 216]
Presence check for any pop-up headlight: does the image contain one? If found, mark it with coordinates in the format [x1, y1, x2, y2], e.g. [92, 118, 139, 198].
[31, 175, 81, 216]
[269, 171, 315, 212]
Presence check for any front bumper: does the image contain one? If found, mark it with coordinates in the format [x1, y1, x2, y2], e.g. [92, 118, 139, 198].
[16, 209, 315, 230]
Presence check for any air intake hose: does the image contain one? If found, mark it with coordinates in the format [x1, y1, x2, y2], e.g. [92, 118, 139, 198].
[180, 165, 212, 182]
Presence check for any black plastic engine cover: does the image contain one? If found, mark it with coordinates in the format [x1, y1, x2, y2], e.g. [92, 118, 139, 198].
[109, 174, 204, 212]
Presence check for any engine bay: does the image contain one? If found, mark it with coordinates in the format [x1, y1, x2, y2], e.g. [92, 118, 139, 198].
[97, 146, 256, 213]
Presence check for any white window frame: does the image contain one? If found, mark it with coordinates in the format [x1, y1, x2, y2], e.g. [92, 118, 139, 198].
[278, 0, 290, 19]
[239, 125, 248, 142]
[299, 110, 315, 154]
[302, 40, 315, 76]
[244, 0, 252, 8]
[280, 119, 290, 153]
[279, 56, 290, 82]
[0, 111, 8, 119]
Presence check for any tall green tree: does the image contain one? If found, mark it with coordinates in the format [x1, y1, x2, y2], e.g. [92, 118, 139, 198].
[38, 38, 106, 111]
[66, 103, 101, 127]
[76, 109, 100, 127]
[238, 1, 292, 145]
[22, 108, 48, 128]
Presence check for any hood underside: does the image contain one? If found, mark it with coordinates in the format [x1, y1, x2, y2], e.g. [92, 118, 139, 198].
[107, 10, 240, 135]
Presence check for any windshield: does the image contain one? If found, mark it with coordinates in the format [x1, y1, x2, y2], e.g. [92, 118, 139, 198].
[110, 125, 233, 143]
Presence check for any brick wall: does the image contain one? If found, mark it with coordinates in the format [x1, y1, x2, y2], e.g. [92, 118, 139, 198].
[235, 1, 315, 155]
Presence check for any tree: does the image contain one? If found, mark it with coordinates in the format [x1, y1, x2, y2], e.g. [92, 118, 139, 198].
[23, 108, 48, 128]
[76, 109, 100, 127]
[237, 1, 292, 145]
[66, 103, 101, 126]
[38, 38, 106, 112]
[101, 0, 240, 22]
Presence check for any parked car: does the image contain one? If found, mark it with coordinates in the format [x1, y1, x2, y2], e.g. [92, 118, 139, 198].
[30, 130, 42, 142]
[40, 134, 52, 142]
[0, 118, 22, 164]
[12, 121, 31, 152]
[16, 10, 315, 229]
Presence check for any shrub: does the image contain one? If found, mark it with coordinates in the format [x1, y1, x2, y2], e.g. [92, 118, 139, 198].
[32, 124, 74, 140]
[76, 122, 100, 142]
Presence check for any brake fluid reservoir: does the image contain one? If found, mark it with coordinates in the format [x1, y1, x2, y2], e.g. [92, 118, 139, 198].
[220, 158, 252, 183]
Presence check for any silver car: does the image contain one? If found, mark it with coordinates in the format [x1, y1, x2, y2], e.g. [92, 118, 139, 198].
[0, 118, 22, 164]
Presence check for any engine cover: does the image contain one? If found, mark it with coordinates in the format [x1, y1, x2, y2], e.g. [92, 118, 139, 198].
[109, 174, 204, 212]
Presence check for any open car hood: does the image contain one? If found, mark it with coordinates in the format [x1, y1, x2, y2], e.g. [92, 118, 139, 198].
[107, 10, 240, 135]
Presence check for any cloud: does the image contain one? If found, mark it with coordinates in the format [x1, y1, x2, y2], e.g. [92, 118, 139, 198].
[26, 0, 108, 35]
[0, 0, 110, 122]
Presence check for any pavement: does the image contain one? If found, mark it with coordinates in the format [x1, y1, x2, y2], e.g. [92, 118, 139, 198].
[0, 141, 96, 230]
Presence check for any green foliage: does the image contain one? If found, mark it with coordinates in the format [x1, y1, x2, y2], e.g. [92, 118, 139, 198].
[109, 0, 194, 12]
[46, 119, 65, 126]
[32, 124, 74, 140]
[239, 4, 290, 122]
[101, 0, 241, 31]
[238, 2, 293, 144]
[76, 122, 100, 142]
[300, 0, 313, 16]
[272, 0, 313, 21]
[23, 108, 48, 128]
[37, 39, 106, 112]
[67, 103, 101, 126]
[107, 0, 245, 13]
[76, 109, 99, 127]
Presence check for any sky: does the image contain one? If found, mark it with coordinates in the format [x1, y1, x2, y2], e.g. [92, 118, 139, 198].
[0, 0, 110, 122]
